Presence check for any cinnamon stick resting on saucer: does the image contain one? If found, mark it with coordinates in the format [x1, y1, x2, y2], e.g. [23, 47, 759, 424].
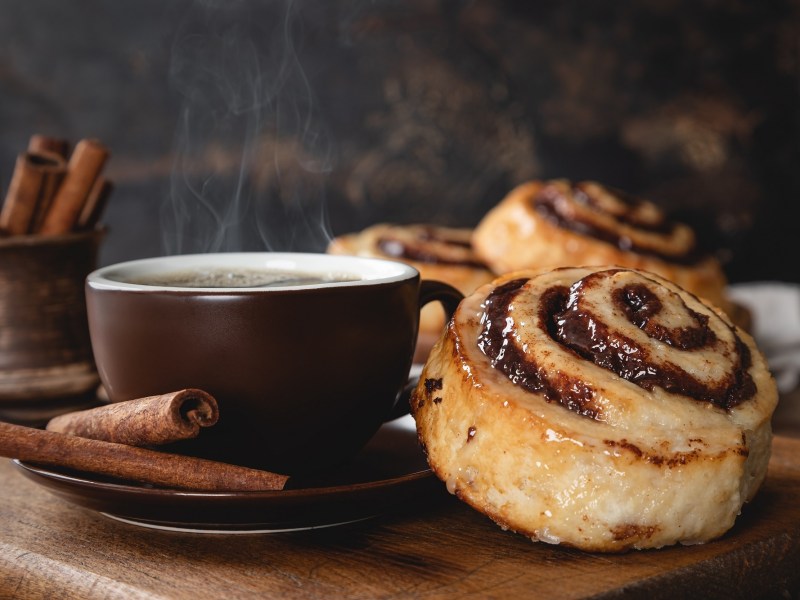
[0, 421, 288, 491]
[46, 389, 219, 447]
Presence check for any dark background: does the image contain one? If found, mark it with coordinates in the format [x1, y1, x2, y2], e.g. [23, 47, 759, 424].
[1, 0, 798, 283]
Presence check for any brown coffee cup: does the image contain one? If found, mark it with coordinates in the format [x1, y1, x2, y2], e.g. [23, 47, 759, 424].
[86, 252, 462, 474]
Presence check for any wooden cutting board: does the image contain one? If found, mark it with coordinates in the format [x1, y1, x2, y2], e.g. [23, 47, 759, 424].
[1, 436, 799, 599]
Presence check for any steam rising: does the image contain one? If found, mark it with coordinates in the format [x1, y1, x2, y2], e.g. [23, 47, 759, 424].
[163, 0, 334, 255]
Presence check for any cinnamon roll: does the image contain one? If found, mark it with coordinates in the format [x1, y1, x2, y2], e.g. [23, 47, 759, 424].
[328, 224, 495, 360]
[412, 267, 777, 551]
[472, 180, 735, 317]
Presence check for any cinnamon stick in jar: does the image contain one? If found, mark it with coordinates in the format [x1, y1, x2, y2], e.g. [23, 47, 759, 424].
[46, 389, 219, 447]
[38, 138, 109, 235]
[0, 421, 288, 491]
[76, 177, 113, 230]
[28, 134, 70, 159]
[0, 151, 66, 235]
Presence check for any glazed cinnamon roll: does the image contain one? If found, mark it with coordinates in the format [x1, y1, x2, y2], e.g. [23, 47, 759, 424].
[472, 180, 735, 317]
[412, 267, 777, 551]
[328, 224, 495, 361]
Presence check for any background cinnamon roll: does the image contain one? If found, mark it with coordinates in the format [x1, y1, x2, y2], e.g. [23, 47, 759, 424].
[328, 223, 495, 361]
[412, 266, 777, 551]
[472, 180, 736, 319]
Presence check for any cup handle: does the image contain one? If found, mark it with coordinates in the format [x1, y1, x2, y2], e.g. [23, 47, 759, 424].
[386, 279, 465, 421]
[418, 279, 464, 321]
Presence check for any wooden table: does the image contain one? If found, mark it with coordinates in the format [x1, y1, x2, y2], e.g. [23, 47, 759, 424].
[1, 436, 799, 599]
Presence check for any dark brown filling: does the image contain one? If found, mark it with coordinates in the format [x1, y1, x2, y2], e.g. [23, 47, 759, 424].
[477, 273, 756, 418]
[416, 226, 471, 248]
[614, 283, 713, 349]
[377, 229, 487, 268]
[532, 182, 702, 265]
[478, 278, 604, 419]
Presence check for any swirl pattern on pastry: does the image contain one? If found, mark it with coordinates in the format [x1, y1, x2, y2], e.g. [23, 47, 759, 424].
[374, 225, 487, 269]
[533, 181, 698, 263]
[412, 267, 777, 551]
[472, 180, 733, 316]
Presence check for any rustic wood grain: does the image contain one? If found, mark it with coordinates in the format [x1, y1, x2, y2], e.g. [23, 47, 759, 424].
[0, 436, 798, 599]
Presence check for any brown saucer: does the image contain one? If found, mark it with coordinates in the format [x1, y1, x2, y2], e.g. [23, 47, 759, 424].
[13, 416, 442, 533]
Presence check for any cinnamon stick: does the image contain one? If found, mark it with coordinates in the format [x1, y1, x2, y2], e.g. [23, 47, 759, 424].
[28, 134, 70, 159]
[29, 153, 70, 233]
[46, 389, 219, 447]
[0, 421, 288, 491]
[38, 139, 109, 235]
[76, 177, 113, 230]
[0, 151, 66, 235]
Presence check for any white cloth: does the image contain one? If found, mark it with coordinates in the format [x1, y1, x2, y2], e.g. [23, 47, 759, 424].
[728, 282, 800, 394]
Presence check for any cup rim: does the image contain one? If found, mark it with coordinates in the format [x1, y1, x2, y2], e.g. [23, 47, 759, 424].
[86, 252, 419, 293]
